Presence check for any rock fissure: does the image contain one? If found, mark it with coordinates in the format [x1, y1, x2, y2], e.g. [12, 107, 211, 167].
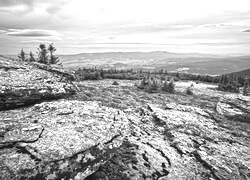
[145, 142, 172, 167]
[192, 151, 221, 180]
[0, 127, 44, 149]
[15, 145, 42, 162]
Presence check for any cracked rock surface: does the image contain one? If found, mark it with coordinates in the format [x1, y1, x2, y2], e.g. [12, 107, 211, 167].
[76, 80, 250, 180]
[91, 103, 249, 180]
[0, 67, 250, 180]
[0, 57, 76, 110]
[0, 100, 128, 179]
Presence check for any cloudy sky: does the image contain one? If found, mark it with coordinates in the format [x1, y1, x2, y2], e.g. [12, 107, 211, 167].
[0, 0, 250, 55]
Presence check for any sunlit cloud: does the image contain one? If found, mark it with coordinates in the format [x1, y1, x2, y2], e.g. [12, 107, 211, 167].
[21, 40, 53, 44]
[0, 30, 7, 34]
[0, 0, 250, 55]
[7, 29, 62, 37]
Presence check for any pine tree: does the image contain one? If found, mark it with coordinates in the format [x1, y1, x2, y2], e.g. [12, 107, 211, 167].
[48, 44, 59, 64]
[38, 44, 49, 64]
[243, 78, 249, 96]
[29, 51, 36, 62]
[18, 49, 26, 61]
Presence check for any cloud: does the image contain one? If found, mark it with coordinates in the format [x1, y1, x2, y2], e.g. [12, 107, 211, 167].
[0, 0, 67, 14]
[21, 40, 53, 44]
[46, 1, 68, 14]
[0, 0, 33, 7]
[114, 23, 195, 34]
[7, 29, 62, 37]
[0, 30, 7, 34]
[242, 29, 250, 32]
[0, 0, 34, 13]
[46, 5, 62, 14]
[201, 23, 233, 28]
[168, 25, 194, 29]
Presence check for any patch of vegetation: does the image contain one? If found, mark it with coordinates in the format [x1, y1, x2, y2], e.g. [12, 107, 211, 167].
[18, 43, 60, 65]
[217, 75, 240, 93]
[75, 68, 142, 81]
[243, 78, 250, 96]
[186, 84, 194, 95]
[112, 81, 119, 85]
[136, 76, 175, 93]
[161, 78, 175, 93]
[75, 67, 222, 82]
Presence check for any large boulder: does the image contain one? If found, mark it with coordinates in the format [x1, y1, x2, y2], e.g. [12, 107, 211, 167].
[0, 57, 77, 110]
[0, 100, 128, 179]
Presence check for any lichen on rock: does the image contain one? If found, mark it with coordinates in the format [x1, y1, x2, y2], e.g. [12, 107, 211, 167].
[0, 100, 129, 179]
[0, 57, 77, 110]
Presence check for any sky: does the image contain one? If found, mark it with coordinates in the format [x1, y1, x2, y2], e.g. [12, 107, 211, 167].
[0, 0, 250, 55]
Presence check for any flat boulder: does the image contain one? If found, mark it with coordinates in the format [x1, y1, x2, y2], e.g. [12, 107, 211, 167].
[0, 100, 128, 179]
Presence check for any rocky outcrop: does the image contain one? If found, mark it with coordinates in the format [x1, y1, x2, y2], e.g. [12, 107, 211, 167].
[0, 62, 249, 180]
[0, 97, 249, 179]
[0, 57, 77, 110]
[89, 103, 250, 180]
[216, 96, 250, 123]
[0, 100, 128, 179]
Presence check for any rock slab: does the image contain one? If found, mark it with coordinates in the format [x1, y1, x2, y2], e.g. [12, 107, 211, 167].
[0, 100, 128, 179]
[0, 57, 77, 110]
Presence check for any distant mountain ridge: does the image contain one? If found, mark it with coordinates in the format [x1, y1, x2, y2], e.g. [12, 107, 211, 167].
[59, 51, 250, 75]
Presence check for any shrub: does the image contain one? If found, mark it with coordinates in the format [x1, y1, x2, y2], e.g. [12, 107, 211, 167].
[146, 78, 160, 93]
[186, 86, 193, 95]
[137, 77, 148, 89]
[112, 81, 119, 85]
[162, 79, 175, 93]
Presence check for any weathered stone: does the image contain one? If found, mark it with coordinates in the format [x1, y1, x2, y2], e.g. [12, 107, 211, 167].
[0, 57, 77, 110]
[0, 100, 129, 179]
[89, 102, 250, 180]
[1, 71, 250, 180]
[217, 101, 244, 116]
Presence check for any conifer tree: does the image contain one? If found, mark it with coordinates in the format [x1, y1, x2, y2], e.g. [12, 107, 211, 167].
[38, 44, 49, 64]
[48, 43, 59, 64]
[243, 78, 249, 96]
[29, 51, 36, 62]
[18, 49, 26, 61]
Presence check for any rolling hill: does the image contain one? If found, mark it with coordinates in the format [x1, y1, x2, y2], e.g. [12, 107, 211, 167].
[59, 51, 250, 75]
[225, 68, 250, 78]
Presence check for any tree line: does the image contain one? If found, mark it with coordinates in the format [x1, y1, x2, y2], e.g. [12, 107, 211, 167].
[75, 67, 250, 95]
